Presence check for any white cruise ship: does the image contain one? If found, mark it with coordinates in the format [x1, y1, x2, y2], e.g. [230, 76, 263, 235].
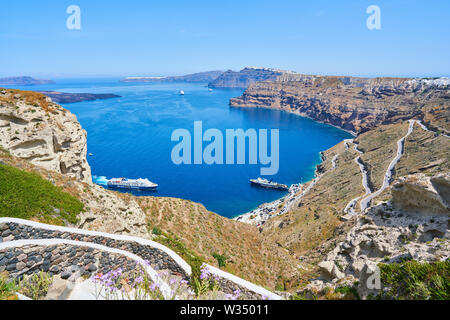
[107, 177, 158, 190]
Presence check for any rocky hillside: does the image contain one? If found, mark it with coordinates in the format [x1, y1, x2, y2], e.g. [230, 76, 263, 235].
[239, 119, 449, 296]
[1, 86, 448, 299]
[230, 75, 450, 134]
[0, 89, 91, 183]
[300, 172, 449, 299]
[208, 67, 297, 89]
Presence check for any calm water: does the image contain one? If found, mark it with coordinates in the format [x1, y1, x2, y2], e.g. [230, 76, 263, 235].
[9, 79, 352, 218]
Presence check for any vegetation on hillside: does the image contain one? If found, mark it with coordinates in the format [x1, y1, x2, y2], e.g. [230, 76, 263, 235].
[0, 163, 84, 225]
[151, 228, 205, 292]
[139, 196, 299, 290]
[0, 273, 18, 300]
[376, 260, 449, 300]
[0, 88, 54, 112]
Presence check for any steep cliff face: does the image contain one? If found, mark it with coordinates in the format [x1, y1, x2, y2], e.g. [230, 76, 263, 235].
[0, 89, 92, 183]
[208, 67, 296, 89]
[230, 76, 450, 134]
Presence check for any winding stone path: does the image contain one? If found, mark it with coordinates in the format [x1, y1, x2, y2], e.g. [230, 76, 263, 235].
[359, 120, 415, 211]
[417, 120, 449, 138]
[344, 142, 372, 215]
[0, 218, 282, 300]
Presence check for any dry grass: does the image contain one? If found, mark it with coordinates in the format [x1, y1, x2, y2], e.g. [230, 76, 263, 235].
[138, 196, 299, 289]
[0, 88, 54, 112]
[357, 122, 409, 191]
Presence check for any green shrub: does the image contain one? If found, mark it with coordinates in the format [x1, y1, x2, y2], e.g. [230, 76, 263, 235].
[0, 273, 18, 300]
[378, 260, 449, 300]
[152, 227, 162, 235]
[335, 285, 360, 300]
[16, 271, 52, 300]
[212, 252, 228, 268]
[153, 233, 204, 294]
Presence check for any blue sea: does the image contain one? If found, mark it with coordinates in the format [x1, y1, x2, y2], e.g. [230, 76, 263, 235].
[9, 78, 352, 218]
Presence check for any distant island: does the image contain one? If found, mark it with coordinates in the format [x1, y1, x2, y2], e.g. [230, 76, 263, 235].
[120, 71, 223, 83]
[209, 67, 297, 89]
[0, 76, 54, 86]
[39, 91, 121, 103]
[120, 67, 301, 90]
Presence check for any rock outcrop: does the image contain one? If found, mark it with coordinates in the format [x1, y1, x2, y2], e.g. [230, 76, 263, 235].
[304, 173, 449, 299]
[0, 89, 92, 183]
[391, 173, 450, 216]
[230, 75, 450, 134]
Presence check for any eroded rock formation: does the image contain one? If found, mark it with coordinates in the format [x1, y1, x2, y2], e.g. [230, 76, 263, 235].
[302, 173, 449, 299]
[0, 89, 92, 183]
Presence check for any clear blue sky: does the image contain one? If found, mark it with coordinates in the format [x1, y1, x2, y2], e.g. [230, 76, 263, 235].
[1, 0, 449, 78]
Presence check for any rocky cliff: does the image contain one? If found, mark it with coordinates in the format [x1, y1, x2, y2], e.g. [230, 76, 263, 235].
[230, 75, 450, 134]
[208, 67, 297, 89]
[0, 89, 92, 183]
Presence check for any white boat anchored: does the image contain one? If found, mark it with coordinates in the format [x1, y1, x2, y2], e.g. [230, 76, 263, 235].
[250, 178, 288, 190]
[179, 90, 185, 95]
[107, 177, 158, 190]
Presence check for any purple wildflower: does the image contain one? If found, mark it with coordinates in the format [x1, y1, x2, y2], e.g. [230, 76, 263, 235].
[149, 283, 160, 292]
[200, 264, 211, 280]
[226, 293, 235, 300]
[135, 276, 144, 284]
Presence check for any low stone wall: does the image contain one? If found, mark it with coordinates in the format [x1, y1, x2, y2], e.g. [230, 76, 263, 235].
[0, 244, 137, 281]
[0, 221, 188, 278]
[0, 218, 282, 300]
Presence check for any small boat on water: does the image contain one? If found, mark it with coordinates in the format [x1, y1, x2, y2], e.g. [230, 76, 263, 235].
[107, 177, 158, 190]
[179, 90, 185, 95]
[250, 177, 288, 190]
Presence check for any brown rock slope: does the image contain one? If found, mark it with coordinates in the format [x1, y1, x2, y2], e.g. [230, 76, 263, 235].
[230, 75, 449, 134]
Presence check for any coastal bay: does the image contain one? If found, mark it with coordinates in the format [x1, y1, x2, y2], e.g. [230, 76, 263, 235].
[6, 79, 352, 218]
